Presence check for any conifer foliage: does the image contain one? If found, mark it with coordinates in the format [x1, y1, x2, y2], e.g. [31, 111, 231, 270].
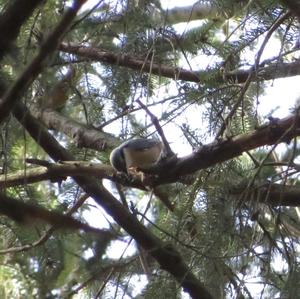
[0, 0, 300, 298]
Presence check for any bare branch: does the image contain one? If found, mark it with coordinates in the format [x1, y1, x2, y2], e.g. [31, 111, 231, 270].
[137, 99, 174, 156]
[59, 42, 202, 82]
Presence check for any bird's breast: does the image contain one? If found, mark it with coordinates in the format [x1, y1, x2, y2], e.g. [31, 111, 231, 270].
[123, 146, 162, 169]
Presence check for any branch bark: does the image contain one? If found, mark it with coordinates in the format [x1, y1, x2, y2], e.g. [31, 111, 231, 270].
[59, 42, 300, 84]
[0, 0, 44, 59]
[33, 107, 119, 150]
[234, 183, 300, 207]
[0, 162, 114, 188]
[152, 114, 300, 184]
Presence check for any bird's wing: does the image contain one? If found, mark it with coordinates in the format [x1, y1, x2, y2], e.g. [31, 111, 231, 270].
[122, 138, 162, 151]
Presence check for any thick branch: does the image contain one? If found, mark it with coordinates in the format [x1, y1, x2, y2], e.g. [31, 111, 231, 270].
[225, 60, 300, 83]
[0, 0, 44, 59]
[0, 163, 113, 188]
[28, 109, 300, 192]
[33, 108, 119, 150]
[254, 183, 300, 207]
[29, 110, 300, 189]
[59, 42, 202, 82]
[59, 43, 300, 84]
[152, 114, 300, 184]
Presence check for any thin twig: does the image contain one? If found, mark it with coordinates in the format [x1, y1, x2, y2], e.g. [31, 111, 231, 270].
[216, 11, 291, 139]
[136, 99, 174, 156]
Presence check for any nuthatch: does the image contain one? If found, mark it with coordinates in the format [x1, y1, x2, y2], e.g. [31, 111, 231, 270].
[110, 138, 176, 210]
[109, 138, 163, 174]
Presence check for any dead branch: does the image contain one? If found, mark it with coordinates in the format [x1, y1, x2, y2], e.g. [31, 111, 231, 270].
[136, 99, 174, 156]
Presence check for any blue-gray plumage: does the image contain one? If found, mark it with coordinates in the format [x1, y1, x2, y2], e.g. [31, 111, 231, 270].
[109, 138, 163, 173]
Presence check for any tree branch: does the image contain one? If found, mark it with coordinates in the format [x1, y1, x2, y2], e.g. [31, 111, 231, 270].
[0, 162, 114, 188]
[59, 42, 202, 81]
[0, 0, 86, 123]
[165, 2, 220, 24]
[32, 107, 119, 150]
[59, 42, 300, 84]
[236, 183, 300, 207]
[0, 193, 114, 255]
[151, 114, 300, 184]
[0, 192, 115, 235]
[0, 0, 44, 59]
[28, 110, 300, 190]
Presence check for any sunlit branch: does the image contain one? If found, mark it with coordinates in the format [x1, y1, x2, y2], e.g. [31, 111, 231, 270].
[59, 42, 300, 85]
[0, 162, 114, 188]
[151, 114, 300, 184]
[32, 107, 119, 150]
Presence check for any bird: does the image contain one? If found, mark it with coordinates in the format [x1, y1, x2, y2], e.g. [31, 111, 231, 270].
[110, 138, 176, 210]
[109, 138, 164, 175]
[38, 68, 76, 110]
